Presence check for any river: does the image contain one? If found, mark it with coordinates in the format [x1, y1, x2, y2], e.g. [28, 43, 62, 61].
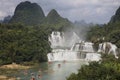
[13, 60, 87, 80]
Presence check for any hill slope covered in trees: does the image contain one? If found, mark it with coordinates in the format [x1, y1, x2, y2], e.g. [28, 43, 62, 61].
[0, 24, 51, 65]
[86, 6, 120, 48]
[9, 1, 45, 26]
[9, 1, 72, 31]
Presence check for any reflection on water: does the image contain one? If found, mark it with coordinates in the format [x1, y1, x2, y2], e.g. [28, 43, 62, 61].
[13, 61, 87, 80]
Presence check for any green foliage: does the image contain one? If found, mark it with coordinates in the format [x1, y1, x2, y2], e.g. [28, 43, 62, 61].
[9, 1, 73, 31]
[9, 1, 45, 26]
[108, 30, 120, 47]
[41, 9, 73, 31]
[86, 25, 106, 42]
[86, 22, 120, 48]
[0, 23, 51, 65]
[67, 54, 120, 80]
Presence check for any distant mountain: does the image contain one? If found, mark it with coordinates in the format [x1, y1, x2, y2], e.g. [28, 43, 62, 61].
[110, 7, 120, 23]
[9, 1, 45, 26]
[42, 9, 72, 30]
[46, 9, 65, 24]
[74, 20, 95, 28]
[3, 15, 12, 23]
[74, 20, 88, 27]
[0, 20, 3, 23]
[9, 1, 72, 30]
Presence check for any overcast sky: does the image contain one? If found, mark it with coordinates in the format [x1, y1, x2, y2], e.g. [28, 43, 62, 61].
[0, 0, 120, 24]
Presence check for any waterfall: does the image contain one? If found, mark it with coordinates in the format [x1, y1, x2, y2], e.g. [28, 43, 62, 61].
[47, 50, 79, 61]
[98, 42, 118, 58]
[85, 53, 101, 61]
[47, 31, 101, 62]
[49, 31, 65, 48]
[70, 42, 94, 52]
[82, 42, 94, 52]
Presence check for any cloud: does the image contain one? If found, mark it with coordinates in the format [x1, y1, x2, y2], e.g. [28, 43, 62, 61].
[0, 0, 120, 24]
[0, 11, 7, 18]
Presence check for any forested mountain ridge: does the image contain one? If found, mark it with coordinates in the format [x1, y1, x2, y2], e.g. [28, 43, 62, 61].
[110, 7, 120, 23]
[9, 1, 72, 31]
[9, 1, 45, 26]
[44, 9, 69, 24]
[41, 9, 72, 31]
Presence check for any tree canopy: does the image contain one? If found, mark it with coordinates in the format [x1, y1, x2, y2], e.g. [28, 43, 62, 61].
[0, 23, 51, 65]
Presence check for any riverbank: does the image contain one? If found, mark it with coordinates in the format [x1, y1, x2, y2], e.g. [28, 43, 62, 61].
[0, 63, 31, 69]
[0, 75, 16, 80]
[0, 63, 33, 80]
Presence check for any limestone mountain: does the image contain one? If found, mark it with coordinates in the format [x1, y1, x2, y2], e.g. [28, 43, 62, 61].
[9, 1, 45, 26]
[42, 9, 72, 30]
[110, 7, 120, 23]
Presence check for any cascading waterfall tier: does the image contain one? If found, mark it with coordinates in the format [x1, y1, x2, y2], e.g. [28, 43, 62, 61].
[48, 31, 80, 49]
[71, 42, 94, 52]
[98, 42, 118, 58]
[47, 31, 102, 62]
[48, 31, 65, 48]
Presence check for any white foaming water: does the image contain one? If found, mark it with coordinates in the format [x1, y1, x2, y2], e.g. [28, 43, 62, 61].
[98, 42, 118, 58]
[71, 42, 94, 52]
[47, 50, 79, 61]
[47, 31, 101, 62]
[49, 31, 65, 48]
[82, 42, 94, 52]
[49, 31, 80, 49]
[85, 53, 101, 61]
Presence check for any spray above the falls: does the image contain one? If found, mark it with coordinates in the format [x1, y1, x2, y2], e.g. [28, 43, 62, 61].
[48, 31, 80, 49]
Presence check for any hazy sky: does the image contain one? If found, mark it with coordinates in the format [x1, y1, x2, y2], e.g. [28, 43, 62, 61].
[0, 0, 120, 24]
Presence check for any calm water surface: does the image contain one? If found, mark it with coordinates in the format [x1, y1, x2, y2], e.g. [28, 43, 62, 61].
[13, 61, 87, 80]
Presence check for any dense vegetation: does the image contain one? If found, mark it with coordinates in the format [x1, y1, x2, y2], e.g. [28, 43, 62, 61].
[9, 1, 45, 26]
[86, 6, 120, 48]
[86, 22, 120, 48]
[9, 1, 72, 31]
[42, 9, 72, 31]
[0, 23, 51, 65]
[67, 54, 120, 80]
